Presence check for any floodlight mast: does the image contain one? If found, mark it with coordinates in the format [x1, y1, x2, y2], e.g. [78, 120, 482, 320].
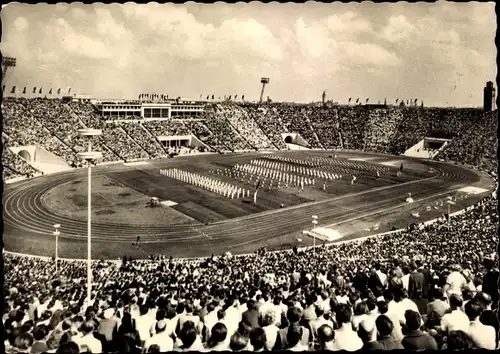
[77, 128, 103, 307]
[259, 77, 270, 103]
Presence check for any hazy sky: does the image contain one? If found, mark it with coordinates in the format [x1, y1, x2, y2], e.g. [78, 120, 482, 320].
[1, 2, 496, 107]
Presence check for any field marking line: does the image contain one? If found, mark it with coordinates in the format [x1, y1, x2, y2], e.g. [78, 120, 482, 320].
[321, 187, 464, 229]
[210, 175, 439, 225]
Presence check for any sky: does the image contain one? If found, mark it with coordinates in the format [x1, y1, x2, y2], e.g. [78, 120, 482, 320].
[1, 1, 496, 107]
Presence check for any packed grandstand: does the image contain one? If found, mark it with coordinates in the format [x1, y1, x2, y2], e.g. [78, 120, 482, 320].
[2, 97, 499, 353]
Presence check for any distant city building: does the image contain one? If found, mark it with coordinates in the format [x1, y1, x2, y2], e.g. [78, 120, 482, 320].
[483, 81, 495, 111]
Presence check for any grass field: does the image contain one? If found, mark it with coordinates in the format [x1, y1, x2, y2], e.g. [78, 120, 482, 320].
[40, 154, 428, 226]
[41, 175, 196, 226]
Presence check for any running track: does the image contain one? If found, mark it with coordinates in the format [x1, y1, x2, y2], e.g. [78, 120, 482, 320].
[3, 152, 492, 259]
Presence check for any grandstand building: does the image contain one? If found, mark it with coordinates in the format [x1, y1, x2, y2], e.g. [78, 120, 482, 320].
[94, 99, 204, 119]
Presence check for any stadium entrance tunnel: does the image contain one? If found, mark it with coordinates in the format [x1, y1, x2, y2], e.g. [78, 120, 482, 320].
[284, 135, 293, 144]
[18, 150, 32, 162]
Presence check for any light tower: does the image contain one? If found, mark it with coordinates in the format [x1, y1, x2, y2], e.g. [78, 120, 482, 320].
[259, 77, 269, 103]
[2, 56, 16, 87]
[77, 128, 103, 306]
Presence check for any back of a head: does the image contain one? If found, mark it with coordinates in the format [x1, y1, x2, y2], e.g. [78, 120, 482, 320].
[377, 301, 388, 315]
[179, 323, 197, 348]
[375, 315, 394, 337]
[449, 294, 463, 308]
[286, 324, 303, 348]
[56, 341, 80, 354]
[464, 300, 483, 320]
[230, 332, 249, 351]
[210, 322, 228, 345]
[250, 327, 266, 351]
[404, 310, 421, 332]
[317, 324, 334, 343]
[366, 298, 377, 312]
[447, 330, 473, 350]
[354, 301, 369, 316]
[247, 299, 256, 311]
[81, 320, 94, 335]
[335, 303, 352, 325]
[217, 309, 225, 320]
[238, 321, 252, 337]
[148, 344, 161, 353]
[261, 310, 276, 327]
[139, 304, 149, 316]
[358, 318, 377, 343]
[287, 306, 303, 324]
[33, 324, 49, 341]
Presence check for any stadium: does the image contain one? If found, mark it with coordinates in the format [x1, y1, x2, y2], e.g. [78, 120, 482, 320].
[2, 3, 499, 353]
[3, 96, 497, 260]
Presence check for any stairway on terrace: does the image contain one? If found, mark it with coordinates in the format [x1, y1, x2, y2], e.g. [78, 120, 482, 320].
[219, 104, 274, 150]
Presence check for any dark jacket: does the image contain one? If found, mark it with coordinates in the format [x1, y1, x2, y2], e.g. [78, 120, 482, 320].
[408, 272, 425, 299]
[482, 269, 499, 307]
[418, 268, 433, 298]
[402, 330, 438, 350]
[371, 336, 405, 350]
[241, 308, 260, 328]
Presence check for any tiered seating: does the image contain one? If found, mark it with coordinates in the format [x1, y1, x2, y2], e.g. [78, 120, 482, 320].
[183, 120, 226, 152]
[307, 107, 342, 149]
[2, 133, 41, 179]
[363, 108, 404, 153]
[244, 105, 288, 149]
[203, 106, 252, 151]
[276, 104, 323, 148]
[218, 104, 274, 149]
[119, 121, 167, 158]
[337, 106, 370, 151]
[440, 111, 497, 173]
[2, 98, 78, 166]
[103, 123, 150, 161]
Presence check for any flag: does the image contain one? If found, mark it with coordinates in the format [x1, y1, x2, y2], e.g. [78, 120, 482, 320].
[206, 95, 209, 100]
[348, 97, 351, 103]
[2, 85, 5, 93]
[49, 88, 52, 94]
[255, 180, 261, 191]
[39, 88, 43, 94]
[242, 95, 244, 100]
[355, 98, 359, 103]
[396, 99, 399, 103]
[229, 95, 232, 100]
[11, 86, 16, 94]
[33, 87, 37, 94]
[212, 95, 215, 100]
[365, 98, 369, 103]
[23, 87, 26, 94]
[57, 88, 61, 94]
[200, 94, 202, 99]
[235, 95, 238, 100]
[68, 88, 71, 94]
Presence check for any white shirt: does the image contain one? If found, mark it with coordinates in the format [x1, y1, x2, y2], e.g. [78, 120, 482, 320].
[136, 314, 155, 341]
[467, 320, 496, 349]
[334, 324, 363, 352]
[441, 309, 470, 333]
[446, 272, 467, 296]
[74, 333, 102, 353]
[144, 331, 174, 352]
[401, 274, 410, 290]
[262, 324, 279, 350]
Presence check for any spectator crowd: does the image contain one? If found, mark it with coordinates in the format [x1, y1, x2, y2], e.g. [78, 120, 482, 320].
[2, 97, 498, 353]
